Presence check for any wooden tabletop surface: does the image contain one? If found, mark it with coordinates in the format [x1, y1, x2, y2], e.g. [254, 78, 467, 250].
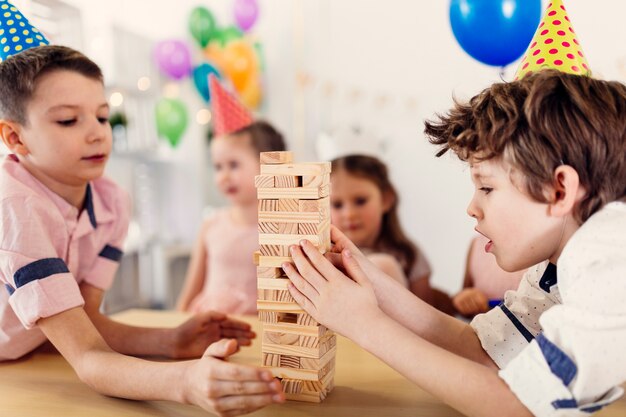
[0, 309, 623, 417]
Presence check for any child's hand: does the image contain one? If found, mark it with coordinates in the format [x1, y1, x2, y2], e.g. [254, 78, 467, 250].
[452, 288, 489, 317]
[183, 339, 284, 416]
[170, 311, 256, 359]
[283, 239, 384, 340]
[324, 226, 405, 297]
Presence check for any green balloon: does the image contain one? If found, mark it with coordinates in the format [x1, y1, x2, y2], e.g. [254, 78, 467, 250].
[189, 6, 217, 48]
[155, 98, 188, 147]
[215, 25, 243, 47]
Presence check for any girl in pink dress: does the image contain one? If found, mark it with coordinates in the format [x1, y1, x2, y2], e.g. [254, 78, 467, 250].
[177, 77, 286, 315]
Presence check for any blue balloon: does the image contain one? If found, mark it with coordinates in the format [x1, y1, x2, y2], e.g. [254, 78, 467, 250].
[450, 0, 542, 67]
[193, 62, 221, 102]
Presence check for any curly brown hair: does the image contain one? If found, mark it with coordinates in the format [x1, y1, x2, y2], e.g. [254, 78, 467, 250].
[424, 70, 626, 223]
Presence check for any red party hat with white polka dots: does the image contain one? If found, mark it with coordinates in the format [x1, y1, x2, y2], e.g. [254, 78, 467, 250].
[209, 74, 253, 137]
[514, 0, 590, 80]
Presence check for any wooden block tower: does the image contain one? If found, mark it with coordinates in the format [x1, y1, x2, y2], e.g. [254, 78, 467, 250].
[254, 151, 335, 403]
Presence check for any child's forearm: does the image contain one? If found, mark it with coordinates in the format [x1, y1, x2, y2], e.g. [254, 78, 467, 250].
[87, 312, 175, 357]
[79, 348, 188, 402]
[356, 313, 532, 417]
[370, 274, 495, 366]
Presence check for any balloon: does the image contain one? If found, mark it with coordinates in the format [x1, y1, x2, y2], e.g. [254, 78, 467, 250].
[233, 0, 259, 32]
[240, 79, 262, 109]
[222, 40, 259, 93]
[155, 98, 188, 147]
[214, 26, 243, 47]
[189, 6, 217, 48]
[154, 40, 192, 80]
[193, 62, 221, 102]
[449, 0, 542, 67]
[204, 43, 227, 72]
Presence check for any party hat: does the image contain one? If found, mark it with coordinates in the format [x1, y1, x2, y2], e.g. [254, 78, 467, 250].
[209, 74, 253, 137]
[0, 0, 49, 62]
[514, 0, 590, 80]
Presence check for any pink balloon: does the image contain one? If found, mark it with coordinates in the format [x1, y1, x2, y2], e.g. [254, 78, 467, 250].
[154, 40, 192, 80]
[233, 0, 259, 32]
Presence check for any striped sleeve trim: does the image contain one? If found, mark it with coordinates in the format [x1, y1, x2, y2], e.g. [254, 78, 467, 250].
[98, 244, 123, 262]
[13, 258, 70, 288]
[499, 304, 535, 342]
[537, 333, 577, 386]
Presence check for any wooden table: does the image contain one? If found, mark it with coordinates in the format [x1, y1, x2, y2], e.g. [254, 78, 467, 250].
[0, 309, 624, 417]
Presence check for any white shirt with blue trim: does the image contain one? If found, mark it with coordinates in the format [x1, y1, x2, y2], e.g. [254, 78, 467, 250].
[471, 201, 626, 416]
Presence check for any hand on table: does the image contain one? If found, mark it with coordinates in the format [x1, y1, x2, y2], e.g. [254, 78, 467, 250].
[170, 311, 256, 359]
[184, 339, 284, 417]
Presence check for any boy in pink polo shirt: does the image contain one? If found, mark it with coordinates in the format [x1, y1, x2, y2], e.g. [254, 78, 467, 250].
[0, 3, 283, 415]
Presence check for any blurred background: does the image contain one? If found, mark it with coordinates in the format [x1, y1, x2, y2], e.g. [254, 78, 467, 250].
[4, 0, 625, 312]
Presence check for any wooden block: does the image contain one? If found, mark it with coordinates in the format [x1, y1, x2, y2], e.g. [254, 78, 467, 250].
[298, 331, 336, 349]
[257, 278, 290, 290]
[280, 355, 300, 369]
[278, 222, 299, 234]
[298, 197, 330, 212]
[261, 162, 331, 176]
[285, 391, 325, 403]
[301, 174, 330, 188]
[258, 222, 278, 234]
[258, 311, 277, 323]
[259, 233, 321, 247]
[257, 300, 304, 313]
[303, 369, 334, 393]
[298, 220, 330, 235]
[260, 244, 288, 257]
[265, 351, 335, 381]
[263, 331, 300, 346]
[278, 199, 299, 212]
[274, 176, 301, 188]
[260, 151, 293, 164]
[254, 175, 275, 188]
[252, 250, 260, 266]
[257, 185, 329, 200]
[258, 255, 292, 267]
[259, 210, 322, 224]
[257, 289, 294, 303]
[262, 342, 336, 361]
[256, 267, 283, 279]
[263, 322, 329, 339]
[297, 313, 319, 326]
[299, 345, 337, 369]
[258, 199, 278, 211]
[263, 353, 280, 367]
[280, 379, 303, 394]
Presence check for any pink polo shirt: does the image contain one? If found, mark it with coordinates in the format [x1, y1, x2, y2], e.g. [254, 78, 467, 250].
[0, 155, 130, 360]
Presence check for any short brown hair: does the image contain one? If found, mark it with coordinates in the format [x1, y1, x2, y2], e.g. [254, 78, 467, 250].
[231, 120, 286, 153]
[332, 154, 418, 277]
[0, 45, 103, 125]
[424, 70, 626, 223]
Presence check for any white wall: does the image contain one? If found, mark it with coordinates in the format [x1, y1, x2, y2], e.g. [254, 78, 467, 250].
[27, 0, 626, 293]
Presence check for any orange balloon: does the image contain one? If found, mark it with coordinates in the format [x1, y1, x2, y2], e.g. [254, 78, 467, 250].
[203, 43, 227, 73]
[222, 40, 259, 93]
[240, 79, 262, 109]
